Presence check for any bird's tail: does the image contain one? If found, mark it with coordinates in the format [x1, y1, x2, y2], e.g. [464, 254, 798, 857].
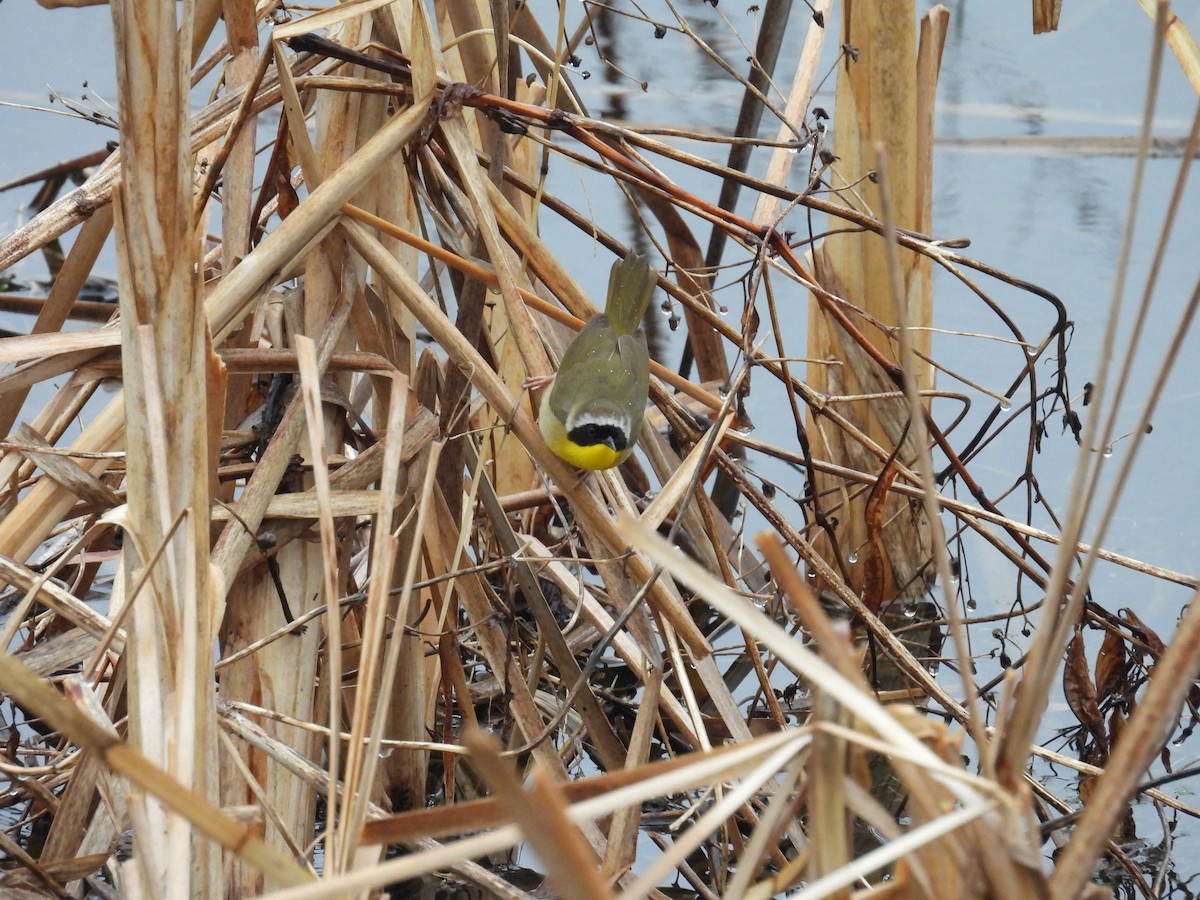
[603, 251, 656, 336]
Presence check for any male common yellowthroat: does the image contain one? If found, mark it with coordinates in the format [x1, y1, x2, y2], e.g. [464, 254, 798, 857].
[538, 252, 656, 470]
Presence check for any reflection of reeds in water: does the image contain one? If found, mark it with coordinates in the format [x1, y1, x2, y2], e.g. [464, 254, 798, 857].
[0, 1, 1199, 897]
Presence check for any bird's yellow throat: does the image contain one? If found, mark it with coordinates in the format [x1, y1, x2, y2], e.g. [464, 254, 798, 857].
[539, 401, 627, 470]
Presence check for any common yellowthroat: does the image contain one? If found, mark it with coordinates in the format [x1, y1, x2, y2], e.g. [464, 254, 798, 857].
[538, 252, 656, 470]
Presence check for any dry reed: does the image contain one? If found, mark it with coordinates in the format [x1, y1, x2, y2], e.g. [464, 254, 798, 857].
[0, 2, 1198, 898]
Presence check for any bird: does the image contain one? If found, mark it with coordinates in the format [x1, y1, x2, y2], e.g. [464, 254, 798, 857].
[537, 251, 656, 470]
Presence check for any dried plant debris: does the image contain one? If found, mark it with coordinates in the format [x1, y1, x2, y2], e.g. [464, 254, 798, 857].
[0, 2, 1197, 898]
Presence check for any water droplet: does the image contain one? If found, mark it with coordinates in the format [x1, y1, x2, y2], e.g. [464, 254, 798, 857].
[806, 569, 817, 580]
[1025, 344, 1039, 357]
[966, 598, 976, 611]
[998, 398, 1012, 412]
[717, 305, 729, 318]
[1102, 446, 1113, 458]
[903, 602, 918, 619]
[847, 552, 859, 564]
